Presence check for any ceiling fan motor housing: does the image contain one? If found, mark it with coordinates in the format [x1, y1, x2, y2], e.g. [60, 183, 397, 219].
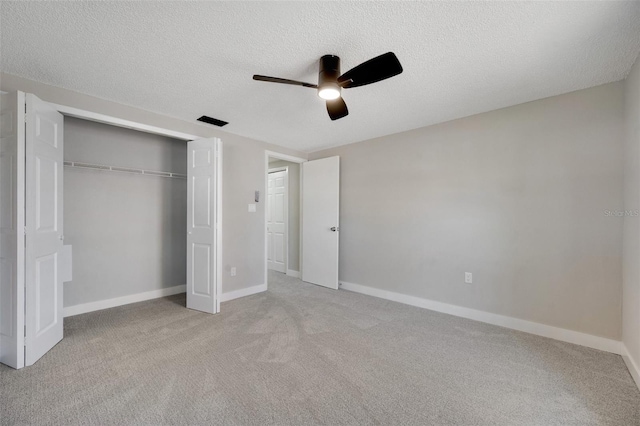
[318, 55, 341, 99]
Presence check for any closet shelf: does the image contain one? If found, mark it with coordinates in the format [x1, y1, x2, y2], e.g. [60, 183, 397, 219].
[63, 161, 186, 179]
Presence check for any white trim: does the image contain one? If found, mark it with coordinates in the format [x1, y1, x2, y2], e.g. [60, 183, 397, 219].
[265, 150, 307, 164]
[0, 91, 26, 369]
[63, 285, 186, 317]
[50, 103, 199, 141]
[265, 151, 307, 289]
[286, 269, 300, 278]
[16, 91, 25, 368]
[216, 139, 223, 313]
[339, 281, 623, 355]
[622, 344, 640, 390]
[221, 283, 267, 302]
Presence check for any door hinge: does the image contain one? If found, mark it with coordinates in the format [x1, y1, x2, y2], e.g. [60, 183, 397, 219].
[24, 325, 26, 337]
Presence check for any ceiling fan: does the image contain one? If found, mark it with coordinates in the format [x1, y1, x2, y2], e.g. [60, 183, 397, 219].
[253, 52, 403, 121]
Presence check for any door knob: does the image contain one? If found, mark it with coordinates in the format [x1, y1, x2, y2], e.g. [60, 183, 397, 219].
[330, 227, 339, 232]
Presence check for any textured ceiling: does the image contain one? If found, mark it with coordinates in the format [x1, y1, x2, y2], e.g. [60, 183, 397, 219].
[2, 1, 640, 152]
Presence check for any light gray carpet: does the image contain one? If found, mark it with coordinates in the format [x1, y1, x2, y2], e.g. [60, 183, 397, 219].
[1, 271, 639, 425]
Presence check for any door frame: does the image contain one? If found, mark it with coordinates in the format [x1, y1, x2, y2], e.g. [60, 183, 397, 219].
[267, 166, 289, 274]
[49, 103, 200, 141]
[53, 103, 226, 311]
[50, 103, 226, 310]
[0, 91, 26, 369]
[264, 151, 306, 287]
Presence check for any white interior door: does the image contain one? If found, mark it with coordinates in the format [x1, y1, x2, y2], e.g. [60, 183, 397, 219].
[302, 156, 339, 289]
[187, 138, 222, 314]
[0, 91, 26, 369]
[267, 169, 287, 273]
[24, 93, 64, 366]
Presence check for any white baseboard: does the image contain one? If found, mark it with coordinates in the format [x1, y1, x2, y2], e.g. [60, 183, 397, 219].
[64, 285, 186, 317]
[622, 344, 640, 390]
[221, 283, 267, 302]
[286, 269, 300, 278]
[64, 282, 268, 317]
[339, 281, 622, 355]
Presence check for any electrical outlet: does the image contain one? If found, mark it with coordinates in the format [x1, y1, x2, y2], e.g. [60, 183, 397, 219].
[465, 272, 472, 284]
[231, 267, 237, 277]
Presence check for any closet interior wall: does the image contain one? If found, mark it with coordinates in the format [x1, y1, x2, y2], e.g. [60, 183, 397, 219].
[63, 116, 187, 309]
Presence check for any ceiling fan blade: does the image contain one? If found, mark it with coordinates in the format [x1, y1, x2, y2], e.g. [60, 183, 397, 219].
[337, 52, 403, 88]
[253, 75, 317, 88]
[326, 97, 348, 121]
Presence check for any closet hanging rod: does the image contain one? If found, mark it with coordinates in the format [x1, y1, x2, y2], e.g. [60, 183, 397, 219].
[63, 161, 187, 179]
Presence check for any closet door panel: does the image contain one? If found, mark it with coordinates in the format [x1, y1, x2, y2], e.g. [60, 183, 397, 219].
[25, 93, 64, 367]
[186, 138, 221, 314]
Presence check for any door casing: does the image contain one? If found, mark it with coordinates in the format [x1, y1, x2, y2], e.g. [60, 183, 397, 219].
[0, 91, 26, 369]
[264, 151, 306, 285]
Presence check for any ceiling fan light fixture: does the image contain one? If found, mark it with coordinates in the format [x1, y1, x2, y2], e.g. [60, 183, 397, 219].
[318, 83, 341, 100]
[252, 52, 402, 121]
[318, 54, 341, 101]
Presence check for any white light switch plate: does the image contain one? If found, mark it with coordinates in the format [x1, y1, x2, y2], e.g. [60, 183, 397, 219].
[248, 204, 256, 213]
[465, 272, 472, 284]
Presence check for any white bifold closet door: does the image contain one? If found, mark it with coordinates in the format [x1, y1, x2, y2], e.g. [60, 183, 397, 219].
[186, 138, 222, 314]
[24, 94, 65, 366]
[1, 92, 64, 369]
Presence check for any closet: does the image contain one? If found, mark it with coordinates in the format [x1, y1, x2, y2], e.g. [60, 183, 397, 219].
[0, 91, 222, 369]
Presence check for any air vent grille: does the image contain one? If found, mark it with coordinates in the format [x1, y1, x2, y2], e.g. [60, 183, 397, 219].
[197, 115, 228, 127]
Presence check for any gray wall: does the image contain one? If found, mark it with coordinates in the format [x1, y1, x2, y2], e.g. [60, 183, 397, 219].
[0, 73, 308, 298]
[310, 82, 625, 340]
[623, 55, 640, 372]
[64, 117, 186, 307]
[269, 159, 300, 272]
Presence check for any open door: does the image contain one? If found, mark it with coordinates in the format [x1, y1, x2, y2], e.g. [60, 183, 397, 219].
[187, 138, 222, 314]
[302, 156, 340, 289]
[0, 91, 26, 369]
[24, 93, 64, 366]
